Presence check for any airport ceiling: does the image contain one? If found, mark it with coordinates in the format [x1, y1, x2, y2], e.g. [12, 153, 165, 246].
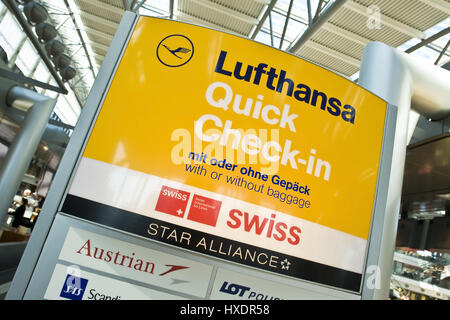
[52, 0, 450, 77]
[2, 0, 450, 108]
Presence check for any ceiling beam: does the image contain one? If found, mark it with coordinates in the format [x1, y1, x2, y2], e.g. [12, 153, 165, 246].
[91, 51, 105, 59]
[188, 0, 259, 25]
[303, 40, 361, 68]
[76, 0, 124, 16]
[321, 22, 370, 47]
[252, 0, 272, 4]
[83, 26, 114, 42]
[87, 41, 109, 53]
[416, 0, 450, 15]
[76, 10, 119, 30]
[94, 56, 103, 66]
[175, 11, 243, 36]
[344, 1, 426, 39]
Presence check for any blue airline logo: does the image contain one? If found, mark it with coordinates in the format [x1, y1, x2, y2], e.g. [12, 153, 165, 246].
[59, 274, 88, 300]
[156, 34, 194, 67]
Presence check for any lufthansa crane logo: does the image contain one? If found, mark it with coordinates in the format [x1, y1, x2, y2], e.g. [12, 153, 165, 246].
[157, 34, 194, 67]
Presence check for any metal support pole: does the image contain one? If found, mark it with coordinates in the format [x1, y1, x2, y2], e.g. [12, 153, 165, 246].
[312, 0, 324, 23]
[358, 42, 450, 300]
[306, 0, 313, 25]
[169, 0, 174, 19]
[288, 0, 347, 53]
[434, 39, 450, 65]
[279, 0, 294, 49]
[122, 0, 131, 11]
[130, 0, 138, 12]
[0, 86, 56, 226]
[132, 0, 146, 12]
[250, 0, 278, 40]
[405, 27, 450, 54]
[419, 220, 430, 250]
[269, 11, 274, 47]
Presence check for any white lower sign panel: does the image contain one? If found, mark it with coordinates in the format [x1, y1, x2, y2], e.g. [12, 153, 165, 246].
[45, 264, 186, 300]
[57, 227, 213, 298]
[210, 268, 355, 300]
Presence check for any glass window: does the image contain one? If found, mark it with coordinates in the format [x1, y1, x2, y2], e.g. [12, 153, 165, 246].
[397, 17, 450, 66]
[33, 61, 52, 83]
[140, 0, 170, 17]
[0, 13, 23, 58]
[16, 40, 39, 75]
[0, 13, 23, 49]
[53, 89, 80, 127]
[54, 97, 77, 126]
[146, 0, 170, 13]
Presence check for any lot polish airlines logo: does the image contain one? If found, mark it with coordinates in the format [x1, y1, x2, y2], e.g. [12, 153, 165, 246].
[220, 281, 282, 300]
[156, 34, 194, 67]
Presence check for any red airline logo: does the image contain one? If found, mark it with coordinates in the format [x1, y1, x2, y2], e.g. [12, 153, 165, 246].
[155, 185, 190, 218]
[187, 194, 222, 227]
[226, 209, 302, 246]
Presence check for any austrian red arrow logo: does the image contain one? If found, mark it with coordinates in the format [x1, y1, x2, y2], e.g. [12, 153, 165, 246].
[159, 264, 189, 276]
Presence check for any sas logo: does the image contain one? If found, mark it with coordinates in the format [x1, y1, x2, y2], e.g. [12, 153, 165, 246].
[156, 34, 194, 67]
[220, 281, 250, 297]
[60, 274, 88, 300]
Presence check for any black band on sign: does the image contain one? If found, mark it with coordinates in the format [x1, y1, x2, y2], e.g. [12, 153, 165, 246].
[62, 194, 362, 293]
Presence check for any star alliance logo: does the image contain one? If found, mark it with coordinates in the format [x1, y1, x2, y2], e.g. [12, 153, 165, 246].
[157, 34, 194, 67]
[281, 259, 291, 271]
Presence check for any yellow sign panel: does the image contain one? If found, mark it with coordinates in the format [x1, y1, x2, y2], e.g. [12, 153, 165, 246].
[83, 17, 386, 241]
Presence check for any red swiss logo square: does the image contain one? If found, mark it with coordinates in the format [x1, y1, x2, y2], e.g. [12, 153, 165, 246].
[187, 194, 222, 227]
[155, 185, 190, 218]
